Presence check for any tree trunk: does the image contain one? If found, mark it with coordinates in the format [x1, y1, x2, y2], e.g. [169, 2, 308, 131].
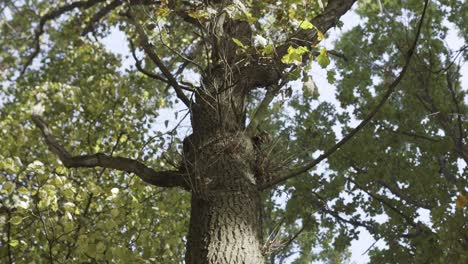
[182, 10, 263, 258]
[186, 189, 263, 263]
[183, 132, 264, 263]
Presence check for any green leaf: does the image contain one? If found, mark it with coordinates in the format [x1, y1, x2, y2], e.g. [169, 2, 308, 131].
[299, 20, 314, 30]
[63, 202, 75, 212]
[288, 67, 302, 81]
[281, 46, 309, 65]
[263, 44, 274, 55]
[96, 241, 106, 253]
[243, 12, 257, 24]
[9, 240, 19, 247]
[1, 181, 14, 194]
[10, 216, 23, 225]
[288, 8, 296, 19]
[317, 47, 330, 68]
[18, 187, 29, 194]
[111, 208, 119, 217]
[327, 70, 336, 84]
[232, 38, 247, 49]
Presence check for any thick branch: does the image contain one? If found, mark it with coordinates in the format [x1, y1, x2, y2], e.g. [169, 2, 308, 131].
[249, 0, 357, 92]
[32, 115, 187, 189]
[128, 38, 196, 92]
[126, 11, 192, 107]
[261, 0, 430, 189]
[129, 38, 170, 82]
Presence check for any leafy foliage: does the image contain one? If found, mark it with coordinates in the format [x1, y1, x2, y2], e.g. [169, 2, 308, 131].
[0, 0, 466, 263]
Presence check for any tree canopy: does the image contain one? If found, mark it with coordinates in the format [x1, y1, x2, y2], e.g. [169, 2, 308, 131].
[0, 0, 466, 263]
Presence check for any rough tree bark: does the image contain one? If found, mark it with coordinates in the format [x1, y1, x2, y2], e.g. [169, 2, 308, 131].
[30, 0, 360, 263]
[180, 1, 358, 261]
[182, 18, 264, 259]
[184, 133, 263, 263]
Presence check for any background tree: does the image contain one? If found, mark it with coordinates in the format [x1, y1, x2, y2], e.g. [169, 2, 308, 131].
[0, 0, 466, 263]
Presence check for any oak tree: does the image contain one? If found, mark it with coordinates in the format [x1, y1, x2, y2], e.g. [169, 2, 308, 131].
[0, 0, 466, 263]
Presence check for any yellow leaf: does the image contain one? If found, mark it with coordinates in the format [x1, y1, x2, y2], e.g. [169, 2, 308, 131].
[155, 8, 170, 17]
[317, 30, 324, 42]
[232, 38, 247, 49]
[288, 8, 296, 20]
[456, 194, 467, 209]
[188, 10, 208, 19]
[281, 46, 308, 65]
[119, 134, 128, 143]
[299, 20, 314, 30]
